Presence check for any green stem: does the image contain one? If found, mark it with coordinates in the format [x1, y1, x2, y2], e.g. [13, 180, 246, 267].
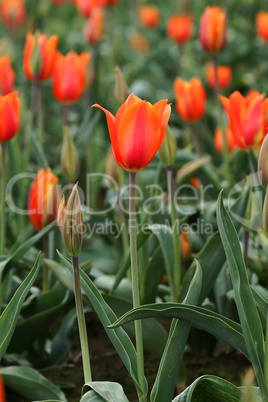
[64, 105, 70, 126]
[167, 166, 181, 302]
[129, 172, 147, 402]
[37, 81, 43, 144]
[72, 256, 92, 384]
[0, 142, 7, 255]
[212, 55, 232, 188]
[42, 234, 49, 292]
[117, 190, 128, 253]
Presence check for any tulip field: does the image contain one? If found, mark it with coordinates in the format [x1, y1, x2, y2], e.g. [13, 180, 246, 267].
[2, 0, 268, 401]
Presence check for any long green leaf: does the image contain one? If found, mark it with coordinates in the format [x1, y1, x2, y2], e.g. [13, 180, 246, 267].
[180, 186, 250, 304]
[108, 303, 249, 359]
[82, 382, 129, 402]
[151, 261, 202, 402]
[0, 366, 66, 401]
[57, 251, 145, 397]
[216, 191, 266, 398]
[0, 252, 41, 360]
[171, 375, 242, 402]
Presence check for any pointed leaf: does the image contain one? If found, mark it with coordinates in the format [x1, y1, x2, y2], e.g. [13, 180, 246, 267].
[0, 253, 41, 360]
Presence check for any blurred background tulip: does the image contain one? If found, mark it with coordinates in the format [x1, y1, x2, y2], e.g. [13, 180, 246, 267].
[83, 7, 104, 44]
[221, 90, 268, 150]
[0, 0, 25, 31]
[23, 32, 58, 81]
[256, 11, 268, 42]
[52, 51, 90, 105]
[174, 77, 206, 122]
[206, 64, 232, 90]
[214, 126, 235, 153]
[199, 6, 227, 52]
[167, 15, 193, 45]
[28, 168, 60, 231]
[0, 55, 15, 95]
[139, 5, 160, 29]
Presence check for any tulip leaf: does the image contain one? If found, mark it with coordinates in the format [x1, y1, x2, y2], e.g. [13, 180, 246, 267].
[179, 185, 250, 304]
[216, 191, 266, 397]
[57, 251, 146, 396]
[0, 366, 66, 401]
[82, 382, 129, 401]
[171, 375, 242, 402]
[0, 252, 41, 360]
[151, 260, 202, 402]
[8, 282, 69, 353]
[108, 303, 249, 359]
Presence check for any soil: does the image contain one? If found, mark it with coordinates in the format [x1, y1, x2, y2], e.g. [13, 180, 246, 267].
[5, 313, 251, 402]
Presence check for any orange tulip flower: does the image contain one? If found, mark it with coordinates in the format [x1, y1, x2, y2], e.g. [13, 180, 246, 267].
[180, 231, 190, 260]
[167, 15, 193, 45]
[28, 168, 61, 231]
[52, 51, 90, 105]
[221, 90, 268, 150]
[23, 33, 58, 82]
[0, 374, 5, 402]
[75, 0, 107, 17]
[0, 91, 20, 142]
[84, 7, 104, 44]
[174, 77, 206, 122]
[139, 5, 160, 29]
[0, 0, 25, 30]
[93, 94, 171, 172]
[256, 12, 268, 42]
[199, 7, 227, 52]
[0, 55, 15, 95]
[206, 64, 232, 90]
[214, 126, 235, 153]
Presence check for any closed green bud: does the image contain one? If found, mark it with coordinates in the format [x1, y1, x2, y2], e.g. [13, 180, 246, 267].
[30, 32, 42, 77]
[258, 133, 268, 188]
[114, 65, 129, 105]
[106, 146, 123, 188]
[61, 183, 83, 257]
[158, 125, 177, 167]
[61, 126, 79, 182]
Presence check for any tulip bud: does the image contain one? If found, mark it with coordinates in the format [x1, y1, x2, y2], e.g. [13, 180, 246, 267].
[57, 195, 66, 232]
[258, 134, 268, 188]
[61, 126, 79, 182]
[60, 183, 83, 257]
[106, 146, 123, 187]
[30, 32, 42, 77]
[114, 65, 129, 105]
[158, 125, 177, 167]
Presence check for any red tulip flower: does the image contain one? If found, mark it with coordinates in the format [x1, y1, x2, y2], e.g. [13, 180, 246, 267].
[214, 126, 235, 153]
[221, 90, 268, 150]
[0, 91, 20, 142]
[0, 0, 25, 30]
[206, 64, 232, 90]
[23, 33, 58, 81]
[139, 5, 160, 29]
[167, 15, 193, 45]
[28, 168, 61, 231]
[174, 77, 206, 122]
[93, 94, 171, 172]
[0, 55, 15, 95]
[199, 7, 227, 52]
[76, 0, 107, 17]
[84, 7, 104, 44]
[52, 51, 90, 104]
[256, 12, 268, 42]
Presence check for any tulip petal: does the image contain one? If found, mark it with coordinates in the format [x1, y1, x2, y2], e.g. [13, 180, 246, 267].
[243, 94, 264, 146]
[117, 101, 161, 171]
[92, 103, 126, 168]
